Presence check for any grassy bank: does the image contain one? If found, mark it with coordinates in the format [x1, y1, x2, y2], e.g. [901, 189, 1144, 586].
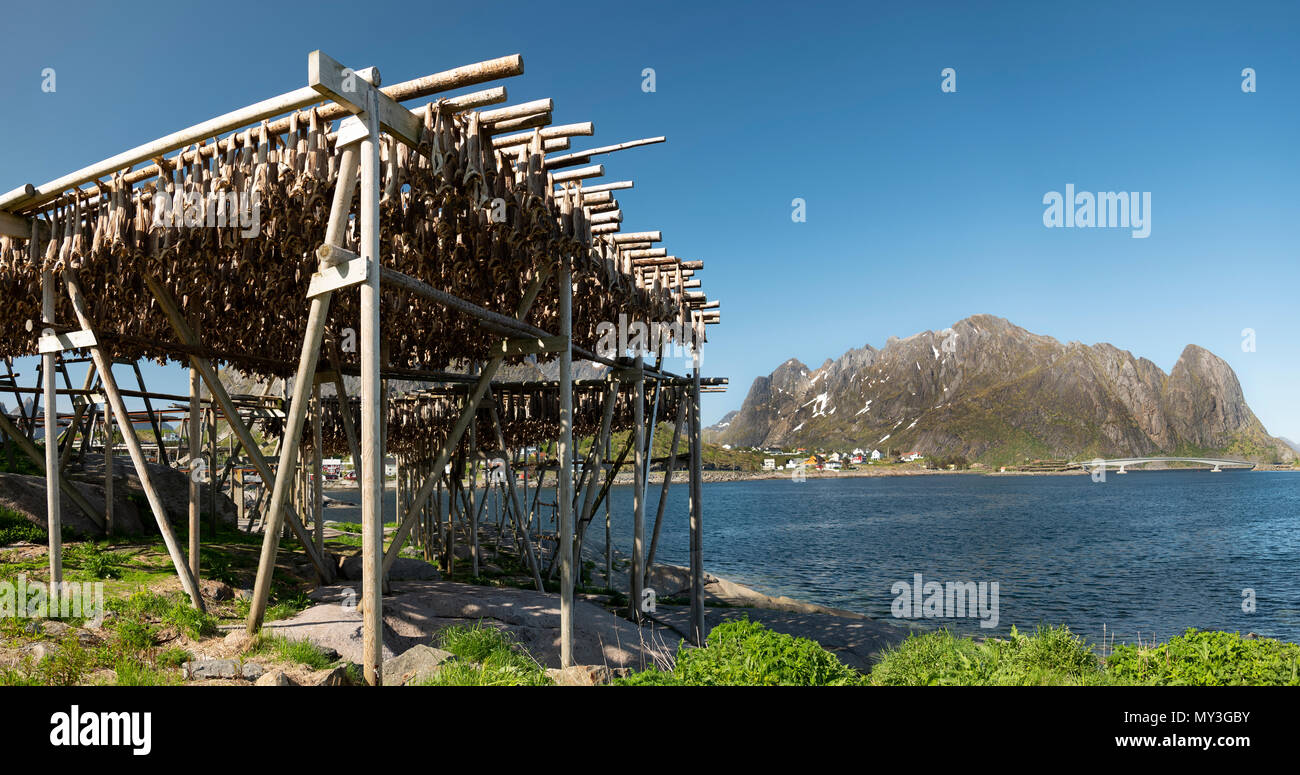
[611, 620, 1300, 686]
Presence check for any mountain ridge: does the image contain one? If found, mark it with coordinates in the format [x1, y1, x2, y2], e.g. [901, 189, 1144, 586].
[706, 314, 1292, 465]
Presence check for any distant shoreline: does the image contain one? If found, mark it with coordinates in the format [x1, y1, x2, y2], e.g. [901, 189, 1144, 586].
[321, 462, 1295, 489]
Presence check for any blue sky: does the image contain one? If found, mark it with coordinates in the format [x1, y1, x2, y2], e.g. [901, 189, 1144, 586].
[1, 0, 1297, 437]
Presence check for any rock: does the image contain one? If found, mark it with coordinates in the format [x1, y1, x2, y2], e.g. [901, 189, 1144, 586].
[41, 620, 72, 639]
[234, 588, 254, 600]
[240, 662, 266, 680]
[255, 670, 293, 686]
[341, 555, 440, 582]
[546, 665, 613, 686]
[223, 630, 253, 651]
[308, 665, 352, 686]
[382, 644, 455, 686]
[75, 630, 101, 647]
[23, 643, 49, 662]
[200, 580, 234, 601]
[183, 659, 241, 680]
[23, 621, 41, 636]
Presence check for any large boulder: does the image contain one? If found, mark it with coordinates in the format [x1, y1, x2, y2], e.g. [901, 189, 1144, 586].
[0, 472, 144, 538]
[0, 453, 238, 540]
[382, 644, 456, 686]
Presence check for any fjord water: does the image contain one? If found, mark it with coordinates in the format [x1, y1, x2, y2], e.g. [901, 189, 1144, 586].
[604, 471, 1300, 644]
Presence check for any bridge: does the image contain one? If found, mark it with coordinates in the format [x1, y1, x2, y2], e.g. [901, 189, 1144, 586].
[1069, 457, 1255, 474]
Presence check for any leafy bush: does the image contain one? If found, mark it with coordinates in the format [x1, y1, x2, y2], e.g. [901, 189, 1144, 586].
[869, 625, 1102, 686]
[1106, 629, 1300, 686]
[617, 618, 864, 686]
[0, 507, 44, 546]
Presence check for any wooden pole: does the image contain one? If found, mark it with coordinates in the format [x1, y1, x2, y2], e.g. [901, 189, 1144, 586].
[188, 366, 201, 579]
[63, 271, 204, 610]
[103, 396, 113, 534]
[689, 356, 704, 644]
[558, 256, 575, 667]
[312, 382, 324, 568]
[645, 391, 686, 582]
[604, 432, 612, 587]
[631, 356, 646, 623]
[359, 93, 384, 686]
[38, 220, 61, 588]
[207, 405, 217, 534]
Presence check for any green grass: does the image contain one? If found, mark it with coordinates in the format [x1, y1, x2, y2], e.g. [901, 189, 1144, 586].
[0, 506, 46, 546]
[616, 618, 864, 686]
[1105, 629, 1300, 686]
[869, 625, 1104, 686]
[108, 589, 218, 639]
[868, 625, 1300, 686]
[416, 622, 550, 686]
[250, 633, 336, 670]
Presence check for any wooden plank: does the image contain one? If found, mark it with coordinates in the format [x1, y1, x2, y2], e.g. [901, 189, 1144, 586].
[37, 329, 97, 353]
[306, 256, 370, 297]
[308, 50, 422, 147]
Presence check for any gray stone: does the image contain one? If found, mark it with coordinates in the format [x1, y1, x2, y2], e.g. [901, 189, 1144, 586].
[240, 662, 266, 680]
[23, 642, 49, 662]
[183, 658, 241, 680]
[382, 644, 456, 686]
[42, 620, 72, 639]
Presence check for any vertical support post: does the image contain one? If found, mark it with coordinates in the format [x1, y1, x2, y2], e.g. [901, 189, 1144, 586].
[631, 357, 646, 623]
[188, 366, 201, 579]
[207, 404, 217, 535]
[604, 431, 612, 588]
[557, 256, 575, 668]
[359, 93, 384, 686]
[39, 221, 60, 588]
[103, 397, 113, 534]
[312, 382, 324, 570]
[689, 351, 705, 644]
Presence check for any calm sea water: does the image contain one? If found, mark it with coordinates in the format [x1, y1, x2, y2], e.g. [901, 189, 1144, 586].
[598, 471, 1300, 644]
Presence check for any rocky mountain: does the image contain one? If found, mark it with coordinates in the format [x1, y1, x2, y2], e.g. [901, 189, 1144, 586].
[706, 315, 1293, 465]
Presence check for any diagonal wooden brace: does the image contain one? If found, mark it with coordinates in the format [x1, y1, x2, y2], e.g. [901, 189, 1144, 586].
[63, 271, 204, 610]
[143, 274, 335, 585]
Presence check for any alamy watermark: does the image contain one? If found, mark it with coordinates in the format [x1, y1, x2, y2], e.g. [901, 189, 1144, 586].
[1043, 184, 1150, 238]
[0, 575, 104, 626]
[594, 313, 701, 364]
[891, 572, 999, 629]
[152, 189, 261, 238]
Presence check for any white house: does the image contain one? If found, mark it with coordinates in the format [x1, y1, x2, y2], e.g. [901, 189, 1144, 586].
[762, 458, 776, 470]
[870, 449, 883, 460]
